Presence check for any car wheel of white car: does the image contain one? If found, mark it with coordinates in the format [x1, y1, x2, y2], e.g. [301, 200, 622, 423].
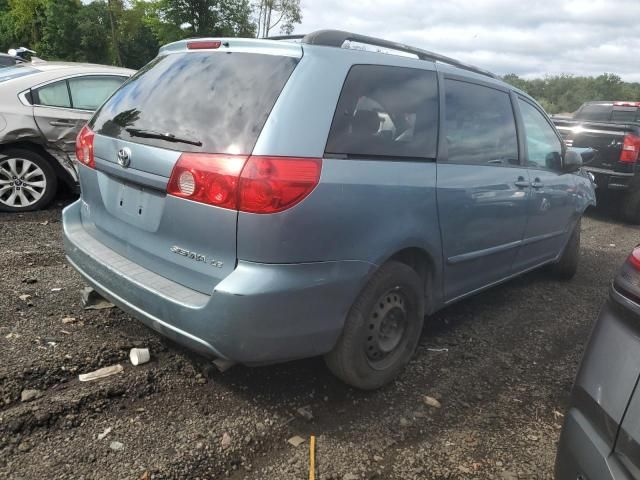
[0, 149, 57, 212]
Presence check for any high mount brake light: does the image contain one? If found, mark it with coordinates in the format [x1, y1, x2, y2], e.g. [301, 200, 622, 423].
[167, 154, 322, 213]
[76, 125, 95, 169]
[620, 133, 640, 164]
[187, 40, 222, 50]
[614, 101, 640, 107]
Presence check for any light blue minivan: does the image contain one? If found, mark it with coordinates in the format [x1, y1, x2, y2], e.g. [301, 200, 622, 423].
[62, 30, 596, 389]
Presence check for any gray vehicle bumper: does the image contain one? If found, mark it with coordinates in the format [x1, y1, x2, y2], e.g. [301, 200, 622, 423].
[63, 200, 374, 364]
[556, 407, 629, 480]
[555, 297, 640, 480]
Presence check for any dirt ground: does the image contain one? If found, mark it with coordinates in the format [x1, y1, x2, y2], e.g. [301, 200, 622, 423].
[1, 194, 638, 480]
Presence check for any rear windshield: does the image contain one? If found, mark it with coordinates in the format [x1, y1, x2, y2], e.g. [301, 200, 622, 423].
[0, 65, 39, 83]
[574, 103, 612, 121]
[611, 106, 639, 123]
[90, 52, 298, 154]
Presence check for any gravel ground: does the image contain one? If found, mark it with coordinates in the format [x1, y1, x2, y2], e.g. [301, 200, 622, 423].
[1, 195, 638, 480]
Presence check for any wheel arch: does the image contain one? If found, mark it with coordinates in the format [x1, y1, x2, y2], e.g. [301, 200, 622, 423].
[385, 246, 442, 314]
[0, 141, 76, 190]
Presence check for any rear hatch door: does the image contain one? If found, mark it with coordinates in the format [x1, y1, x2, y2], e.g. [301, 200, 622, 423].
[82, 42, 301, 294]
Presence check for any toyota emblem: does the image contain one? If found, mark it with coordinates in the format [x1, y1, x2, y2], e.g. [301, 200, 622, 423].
[117, 147, 132, 168]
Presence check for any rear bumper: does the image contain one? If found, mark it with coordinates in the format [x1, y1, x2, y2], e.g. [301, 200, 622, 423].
[584, 167, 634, 190]
[555, 408, 629, 480]
[63, 200, 374, 364]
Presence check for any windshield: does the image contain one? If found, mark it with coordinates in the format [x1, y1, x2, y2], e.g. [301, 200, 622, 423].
[90, 51, 298, 154]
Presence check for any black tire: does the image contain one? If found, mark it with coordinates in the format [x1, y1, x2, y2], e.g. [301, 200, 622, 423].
[0, 148, 57, 212]
[621, 189, 640, 224]
[324, 261, 425, 390]
[549, 219, 580, 280]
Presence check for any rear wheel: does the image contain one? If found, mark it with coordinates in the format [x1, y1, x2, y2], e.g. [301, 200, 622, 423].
[324, 261, 425, 390]
[0, 149, 57, 212]
[549, 219, 580, 280]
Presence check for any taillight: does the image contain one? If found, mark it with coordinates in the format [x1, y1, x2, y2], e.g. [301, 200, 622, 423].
[76, 124, 95, 169]
[166, 153, 247, 209]
[614, 246, 640, 304]
[628, 247, 640, 270]
[166, 154, 322, 213]
[620, 133, 640, 164]
[239, 156, 322, 214]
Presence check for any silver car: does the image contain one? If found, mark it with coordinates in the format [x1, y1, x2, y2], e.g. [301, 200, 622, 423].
[0, 62, 134, 212]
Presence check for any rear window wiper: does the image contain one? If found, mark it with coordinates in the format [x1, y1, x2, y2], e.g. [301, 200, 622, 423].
[125, 128, 202, 147]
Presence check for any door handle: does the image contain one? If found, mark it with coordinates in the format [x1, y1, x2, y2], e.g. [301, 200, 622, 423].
[49, 120, 76, 127]
[531, 178, 544, 189]
[515, 176, 530, 188]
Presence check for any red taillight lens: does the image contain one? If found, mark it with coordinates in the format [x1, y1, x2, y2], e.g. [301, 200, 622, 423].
[620, 133, 640, 164]
[628, 247, 640, 270]
[187, 40, 221, 50]
[167, 153, 247, 209]
[166, 154, 322, 213]
[239, 156, 322, 214]
[76, 124, 95, 169]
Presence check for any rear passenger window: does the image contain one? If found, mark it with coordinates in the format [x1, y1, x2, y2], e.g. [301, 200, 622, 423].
[444, 79, 518, 166]
[68, 76, 125, 110]
[34, 80, 71, 108]
[325, 65, 438, 159]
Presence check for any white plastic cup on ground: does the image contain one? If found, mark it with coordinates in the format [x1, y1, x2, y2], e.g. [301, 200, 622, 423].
[129, 348, 150, 366]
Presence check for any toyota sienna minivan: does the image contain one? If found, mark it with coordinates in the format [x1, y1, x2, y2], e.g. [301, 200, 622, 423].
[63, 30, 596, 389]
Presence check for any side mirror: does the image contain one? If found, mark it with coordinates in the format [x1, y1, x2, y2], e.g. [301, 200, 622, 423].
[563, 149, 583, 173]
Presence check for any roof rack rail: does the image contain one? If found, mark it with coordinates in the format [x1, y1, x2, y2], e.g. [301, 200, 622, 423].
[269, 29, 498, 80]
[266, 34, 305, 41]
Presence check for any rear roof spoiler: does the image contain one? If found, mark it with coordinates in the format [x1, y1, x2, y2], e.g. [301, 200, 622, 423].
[158, 37, 302, 58]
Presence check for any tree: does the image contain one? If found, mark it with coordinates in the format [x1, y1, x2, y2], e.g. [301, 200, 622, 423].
[154, 0, 255, 40]
[118, 1, 160, 69]
[40, 0, 81, 61]
[8, 0, 46, 49]
[0, 0, 18, 52]
[256, 0, 301, 38]
[503, 73, 640, 114]
[76, 0, 113, 65]
[107, 0, 123, 66]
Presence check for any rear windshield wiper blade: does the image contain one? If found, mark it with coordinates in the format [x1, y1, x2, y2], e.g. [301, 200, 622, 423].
[125, 128, 202, 147]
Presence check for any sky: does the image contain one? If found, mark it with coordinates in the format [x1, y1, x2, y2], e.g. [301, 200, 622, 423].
[292, 0, 640, 82]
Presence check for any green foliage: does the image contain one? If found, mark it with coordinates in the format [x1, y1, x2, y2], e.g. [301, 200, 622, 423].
[503, 73, 640, 114]
[0, 0, 269, 69]
[40, 0, 82, 61]
[76, 1, 113, 65]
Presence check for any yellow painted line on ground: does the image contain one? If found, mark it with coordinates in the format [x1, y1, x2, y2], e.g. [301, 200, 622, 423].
[309, 435, 316, 480]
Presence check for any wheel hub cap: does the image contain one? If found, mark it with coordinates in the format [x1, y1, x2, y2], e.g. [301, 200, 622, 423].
[0, 157, 47, 208]
[366, 290, 407, 365]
